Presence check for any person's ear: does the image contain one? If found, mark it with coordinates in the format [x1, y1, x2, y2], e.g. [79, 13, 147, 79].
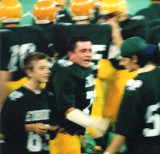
[132, 55, 138, 63]
[25, 69, 33, 78]
[67, 51, 73, 60]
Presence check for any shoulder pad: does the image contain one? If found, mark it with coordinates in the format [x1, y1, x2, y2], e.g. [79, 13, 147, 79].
[126, 79, 143, 91]
[9, 91, 24, 101]
[57, 59, 73, 67]
[130, 15, 145, 21]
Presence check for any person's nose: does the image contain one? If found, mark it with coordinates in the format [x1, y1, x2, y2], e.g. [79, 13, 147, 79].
[86, 50, 92, 57]
[46, 68, 51, 74]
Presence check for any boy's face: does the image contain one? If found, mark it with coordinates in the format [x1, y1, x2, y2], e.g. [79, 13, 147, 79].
[119, 56, 138, 72]
[68, 41, 92, 68]
[29, 59, 51, 83]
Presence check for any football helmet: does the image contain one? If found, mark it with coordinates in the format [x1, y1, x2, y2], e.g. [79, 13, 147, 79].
[0, 0, 22, 24]
[33, 0, 57, 24]
[99, 0, 128, 21]
[53, 0, 66, 6]
[69, 0, 95, 21]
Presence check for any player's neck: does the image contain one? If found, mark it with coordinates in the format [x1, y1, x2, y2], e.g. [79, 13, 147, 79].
[24, 79, 41, 93]
[136, 63, 156, 74]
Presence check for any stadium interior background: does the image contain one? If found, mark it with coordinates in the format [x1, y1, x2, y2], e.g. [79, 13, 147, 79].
[19, 0, 150, 26]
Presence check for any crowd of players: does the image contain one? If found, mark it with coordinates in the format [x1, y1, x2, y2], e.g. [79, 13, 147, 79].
[0, 0, 160, 153]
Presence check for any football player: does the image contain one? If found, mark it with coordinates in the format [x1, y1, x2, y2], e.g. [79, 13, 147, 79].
[33, 0, 57, 25]
[146, 23, 160, 48]
[33, 0, 60, 63]
[94, 0, 147, 151]
[0, 0, 56, 110]
[54, 0, 73, 24]
[135, 0, 160, 24]
[104, 36, 160, 154]
[69, 0, 95, 24]
[96, 0, 148, 121]
[48, 18, 112, 154]
[0, 0, 23, 111]
[1, 52, 60, 154]
[47, 35, 110, 154]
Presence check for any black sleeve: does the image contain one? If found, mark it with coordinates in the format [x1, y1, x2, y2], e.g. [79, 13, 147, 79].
[1, 97, 27, 141]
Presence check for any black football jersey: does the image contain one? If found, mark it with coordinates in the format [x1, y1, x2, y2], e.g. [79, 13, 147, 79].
[0, 25, 55, 80]
[56, 10, 73, 24]
[0, 29, 18, 71]
[1, 86, 56, 153]
[146, 25, 160, 45]
[120, 15, 148, 40]
[115, 67, 160, 153]
[136, 3, 160, 24]
[52, 24, 112, 77]
[47, 56, 95, 135]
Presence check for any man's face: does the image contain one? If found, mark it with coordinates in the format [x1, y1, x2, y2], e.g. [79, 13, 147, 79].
[119, 57, 137, 72]
[68, 41, 92, 68]
[29, 59, 51, 83]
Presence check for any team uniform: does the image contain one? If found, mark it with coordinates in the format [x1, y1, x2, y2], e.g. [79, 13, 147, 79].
[119, 15, 148, 40]
[146, 25, 160, 46]
[47, 56, 95, 153]
[52, 23, 111, 118]
[95, 15, 147, 150]
[135, 3, 160, 24]
[56, 9, 73, 24]
[0, 25, 55, 97]
[115, 66, 160, 154]
[1, 25, 54, 75]
[1, 86, 57, 154]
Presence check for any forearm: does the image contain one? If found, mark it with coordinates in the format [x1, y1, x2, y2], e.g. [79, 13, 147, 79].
[25, 123, 48, 135]
[112, 26, 124, 47]
[107, 17, 124, 47]
[0, 71, 12, 112]
[25, 124, 36, 132]
[104, 134, 126, 154]
[66, 108, 110, 134]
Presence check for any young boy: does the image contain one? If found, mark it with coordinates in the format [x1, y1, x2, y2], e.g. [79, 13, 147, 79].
[1, 52, 59, 154]
[104, 37, 160, 154]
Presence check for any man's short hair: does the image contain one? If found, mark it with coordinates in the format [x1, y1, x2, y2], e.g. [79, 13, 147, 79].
[66, 35, 91, 51]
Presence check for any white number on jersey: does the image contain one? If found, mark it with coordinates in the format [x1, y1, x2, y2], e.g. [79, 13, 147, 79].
[83, 90, 95, 115]
[90, 45, 106, 71]
[143, 102, 160, 137]
[83, 75, 95, 115]
[27, 132, 49, 152]
[7, 43, 36, 72]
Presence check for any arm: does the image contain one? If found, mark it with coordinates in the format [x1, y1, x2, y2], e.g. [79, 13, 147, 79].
[1, 96, 27, 139]
[25, 123, 60, 136]
[66, 107, 110, 135]
[104, 134, 126, 154]
[25, 123, 49, 136]
[0, 71, 12, 112]
[106, 17, 124, 47]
